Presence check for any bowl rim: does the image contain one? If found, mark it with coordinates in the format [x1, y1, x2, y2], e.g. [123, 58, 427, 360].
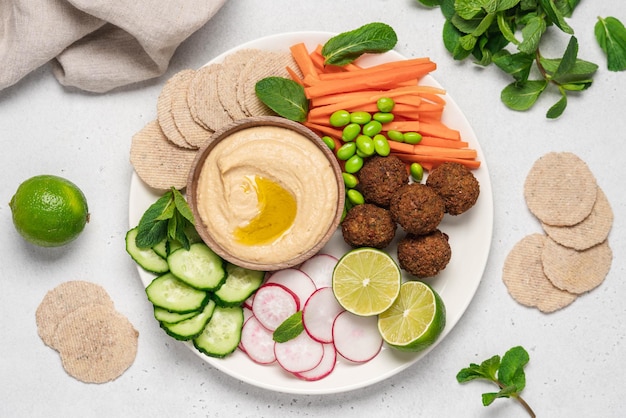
[187, 116, 345, 271]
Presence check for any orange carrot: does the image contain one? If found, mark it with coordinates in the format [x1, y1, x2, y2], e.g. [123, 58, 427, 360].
[412, 144, 477, 160]
[290, 43, 319, 79]
[316, 57, 434, 81]
[391, 153, 481, 170]
[303, 122, 343, 139]
[387, 141, 414, 154]
[286, 66, 304, 86]
[418, 137, 469, 149]
[418, 121, 461, 140]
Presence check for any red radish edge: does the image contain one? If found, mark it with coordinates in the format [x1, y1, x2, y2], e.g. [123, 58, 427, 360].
[251, 283, 299, 331]
[240, 316, 277, 365]
[293, 343, 337, 381]
[265, 268, 316, 307]
[299, 253, 338, 289]
[274, 331, 324, 374]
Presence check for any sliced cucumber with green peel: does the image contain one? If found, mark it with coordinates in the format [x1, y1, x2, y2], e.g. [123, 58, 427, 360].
[160, 299, 216, 340]
[125, 227, 169, 274]
[146, 272, 209, 313]
[193, 305, 244, 358]
[152, 237, 168, 259]
[154, 306, 199, 323]
[214, 263, 265, 306]
[167, 243, 226, 290]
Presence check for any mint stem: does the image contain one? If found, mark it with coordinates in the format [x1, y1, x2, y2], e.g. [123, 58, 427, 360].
[495, 379, 536, 418]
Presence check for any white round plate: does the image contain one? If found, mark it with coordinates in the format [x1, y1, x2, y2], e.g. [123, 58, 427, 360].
[128, 31, 493, 395]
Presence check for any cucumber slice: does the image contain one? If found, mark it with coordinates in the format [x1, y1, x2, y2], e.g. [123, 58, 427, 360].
[160, 299, 216, 340]
[146, 272, 209, 313]
[167, 243, 226, 290]
[193, 305, 244, 358]
[125, 227, 169, 274]
[214, 263, 265, 306]
[152, 237, 168, 259]
[154, 306, 199, 323]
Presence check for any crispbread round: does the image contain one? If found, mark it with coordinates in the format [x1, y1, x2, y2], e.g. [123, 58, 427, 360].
[187, 63, 234, 132]
[237, 50, 302, 117]
[217, 49, 262, 120]
[53, 304, 139, 384]
[541, 187, 613, 250]
[524, 152, 597, 226]
[156, 69, 197, 149]
[502, 234, 577, 313]
[36, 281, 114, 349]
[170, 70, 213, 148]
[130, 120, 198, 191]
[542, 237, 612, 294]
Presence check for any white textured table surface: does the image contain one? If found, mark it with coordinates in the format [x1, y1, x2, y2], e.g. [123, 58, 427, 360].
[1, 1, 624, 417]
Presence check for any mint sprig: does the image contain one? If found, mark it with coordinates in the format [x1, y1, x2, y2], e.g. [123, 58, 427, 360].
[273, 311, 304, 343]
[457, 346, 536, 417]
[417, 0, 597, 118]
[135, 188, 196, 250]
[595, 16, 626, 72]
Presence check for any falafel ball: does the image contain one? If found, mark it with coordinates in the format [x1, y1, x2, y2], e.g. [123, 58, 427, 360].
[397, 230, 451, 278]
[389, 183, 445, 235]
[357, 155, 408, 207]
[341, 203, 397, 248]
[426, 162, 480, 215]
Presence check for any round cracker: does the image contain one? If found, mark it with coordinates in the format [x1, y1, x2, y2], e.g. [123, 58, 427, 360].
[53, 304, 138, 384]
[542, 237, 612, 294]
[156, 69, 197, 149]
[130, 120, 197, 191]
[502, 234, 577, 313]
[541, 187, 613, 250]
[187, 63, 234, 132]
[170, 71, 213, 149]
[36, 281, 114, 349]
[524, 152, 597, 226]
[217, 49, 263, 120]
[237, 50, 301, 117]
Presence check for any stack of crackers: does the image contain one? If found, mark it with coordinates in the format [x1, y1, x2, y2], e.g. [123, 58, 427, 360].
[503, 152, 613, 313]
[130, 48, 302, 191]
[35, 281, 139, 383]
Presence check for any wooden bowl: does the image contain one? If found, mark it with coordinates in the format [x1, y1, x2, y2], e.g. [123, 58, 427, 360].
[187, 116, 345, 271]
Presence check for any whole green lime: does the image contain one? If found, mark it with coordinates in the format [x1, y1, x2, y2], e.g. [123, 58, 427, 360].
[9, 175, 89, 247]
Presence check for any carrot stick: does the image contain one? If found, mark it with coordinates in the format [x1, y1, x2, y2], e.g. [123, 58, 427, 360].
[418, 137, 469, 148]
[303, 122, 343, 139]
[382, 121, 421, 132]
[286, 66, 304, 86]
[387, 141, 415, 154]
[418, 121, 461, 140]
[316, 57, 434, 81]
[311, 45, 362, 72]
[412, 145, 477, 160]
[391, 153, 481, 170]
[290, 43, 319, 79]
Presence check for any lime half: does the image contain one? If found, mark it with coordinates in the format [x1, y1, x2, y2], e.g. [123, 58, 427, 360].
[332, 247, 401, 316]
[378, 281, 446, 352]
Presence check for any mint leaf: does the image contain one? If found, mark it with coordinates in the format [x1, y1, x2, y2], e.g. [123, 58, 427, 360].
[493, 51, 534, 82]
[416, 0, 442, 6]
[456, 354, 500, 382]
[538, 0, 573, 34]
[595, 16, 626, 72]
[173, 188, 194, 225]
[273, 311, 304, 343]
[255, 77, 308, 122]
[321, 22, 397, 66]
[501, 79, 547, 111]
[546, 92, 567, 119]
[498, 346, 529, 390]
[518, 15, 546, 54]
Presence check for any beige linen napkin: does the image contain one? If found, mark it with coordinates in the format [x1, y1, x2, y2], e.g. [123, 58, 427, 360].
[0, 0, 227, 93]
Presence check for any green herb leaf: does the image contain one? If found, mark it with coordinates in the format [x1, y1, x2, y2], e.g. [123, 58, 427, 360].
[455, 0, 486, 20]
[493, 51, 534, 82]
[273, 311, 304, 343]
[538, 0, 573, 34]
[416, 0, 442, 6]
[173, 188, 194, 225]
[518, 15, 546, 54]
[546, 92, 567, 118]
[255, 77, 309, 122]
[321, 22, 398, 66]
[443, 20, 474, 60]
[595, 16, 626, 72]
[456, 354, 500, 382]
[498, 346, 529, 390]
[501, 79, 547, 111]
[551, 36, 578, 82]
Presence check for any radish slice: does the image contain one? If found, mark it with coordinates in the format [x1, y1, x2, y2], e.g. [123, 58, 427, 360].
[252, 283, 299, 331]
[274, 331, 324, 373]
[302, 287, 345, 343]
[293, 343, 337, 381]
[243, 293, 255, 310]
[238, 307, 255, 353]
[265, 268, 316, 306]
[299, 253, 338, 289]
[240, 316, 277, 364]
[333, 311, 383, 363]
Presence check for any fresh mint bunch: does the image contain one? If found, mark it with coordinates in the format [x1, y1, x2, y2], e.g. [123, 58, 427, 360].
[457, 346, 536, 417]
[417, 0, 597, 118]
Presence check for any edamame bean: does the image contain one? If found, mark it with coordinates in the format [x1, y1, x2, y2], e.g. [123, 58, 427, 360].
[336, 142, 356, 160]
[377, 97, 395, 113]
[361, 120, 382, 137]
[403, 131, 422, 145]
[344, 154, 364, 173]
[350, 111, 372, 125]
[373, 134, 391, 156]
[410, 162, 424, 182]
[329, 110, 350, 127]
[347, 189, 365, 205]
[373, 112, 394, 124]
[342, 123, 361, 142]
[387, 130, 404, 142]
[321, 135, 336, 150]
[342, 172, 358, 188]
[355, 135, 375, 157]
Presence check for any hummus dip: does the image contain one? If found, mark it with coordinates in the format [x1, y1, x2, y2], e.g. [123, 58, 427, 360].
[196, 125, 339, 265]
